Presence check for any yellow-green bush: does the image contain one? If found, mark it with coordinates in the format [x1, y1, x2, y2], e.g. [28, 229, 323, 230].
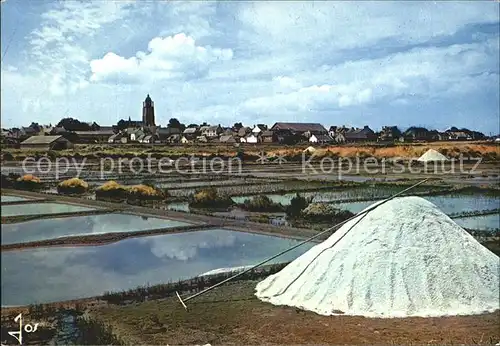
[96, 181, 165, 201]
[57, 178, 89, 194]
[95, 181, 128, 199]
[14, 174, 43, 190]
[128, 184, 164, 200]
[190, 187, 233, 209]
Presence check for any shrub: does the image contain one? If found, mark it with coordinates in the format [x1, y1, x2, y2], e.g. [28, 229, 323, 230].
[240, 195, 284, 212]
[1, 173, 20, 188]
[301, 203, 355, 223]
[57, 178, 89, 195]
[2, 152, 14, 161]
[128, 184, 164, 200]
[14, 174, 43, 191]
[46, 150, 57, 160]
[95, 181, 128, 200]
[286, 193, 311, 218]
[190, 187, 233, 209]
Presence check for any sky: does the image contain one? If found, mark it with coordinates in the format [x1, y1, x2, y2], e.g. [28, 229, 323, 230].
[1, 1, 499, 134]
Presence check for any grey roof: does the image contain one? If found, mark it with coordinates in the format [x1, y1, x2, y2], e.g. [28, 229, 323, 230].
[219, 135, 236, 142]
[158, 127, 180, 135]
[344, 127, 375, 140]
[271, 122, 327, 133]
[314, 134, 334, 142]
[108, 133, 122, 140]
[99, 126, 115, 132]
[261, 130, 274, 137]
[74, 130, 115, 136]
[238, 127, 251, 137]
[22, 126, 39, 134]
[183, 127, 198, 134]
[21, 135, 64, 145]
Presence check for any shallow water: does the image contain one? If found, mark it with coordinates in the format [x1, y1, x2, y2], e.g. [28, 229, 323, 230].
[1, 203, 97, 217]
[166, 201, 191, 212]
[453, 214, 500, 231]
[158, 179, 249, 189]
[232, 186, 418, 205]
[1, 195, 32, 202]
[1, 229, 313, 306]
[331, 196, 500, 215]
[1, 213, 193, 245]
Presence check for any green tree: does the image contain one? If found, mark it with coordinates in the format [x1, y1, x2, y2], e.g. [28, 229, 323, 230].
[286, 194, 310, 218]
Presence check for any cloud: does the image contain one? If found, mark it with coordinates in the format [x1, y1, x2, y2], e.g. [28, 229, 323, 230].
[27, 1, 136, 95]
[90, 33, 233, 84]
[141, 230, 237, 261]
[238, 1, 499, 52]
[239, 38, 499, 118]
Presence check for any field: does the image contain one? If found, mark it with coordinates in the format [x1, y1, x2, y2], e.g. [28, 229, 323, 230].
[89, 280, 500, 345]
[2, 141, 500, 161]
[1, 140, 499, 345]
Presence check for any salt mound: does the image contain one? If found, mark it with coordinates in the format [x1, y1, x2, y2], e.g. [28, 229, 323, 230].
[199, 265, 253, 277]
[255, 197, 499, 318]
[417, 149, 448, 162]
[303, 146, 316, 153]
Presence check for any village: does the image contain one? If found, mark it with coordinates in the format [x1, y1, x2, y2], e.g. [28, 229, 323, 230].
[1, 95, 495, 151]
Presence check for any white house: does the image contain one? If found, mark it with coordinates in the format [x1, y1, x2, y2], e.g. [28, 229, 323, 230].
[252, 125, 262, 135]
[180, 136, 190, 144]
[246, 134, 258, 144]
[202, 125, 222, 138]
[309, 134, 318, 143]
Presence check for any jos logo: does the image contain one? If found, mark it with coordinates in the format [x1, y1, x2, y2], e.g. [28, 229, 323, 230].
[2, 313, 39, 345]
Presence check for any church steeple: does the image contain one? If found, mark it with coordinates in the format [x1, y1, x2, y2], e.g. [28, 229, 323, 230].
[142, 94, 155, 127]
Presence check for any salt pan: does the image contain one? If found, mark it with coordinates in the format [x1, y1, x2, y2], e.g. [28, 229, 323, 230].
[255, 197, 499, 318]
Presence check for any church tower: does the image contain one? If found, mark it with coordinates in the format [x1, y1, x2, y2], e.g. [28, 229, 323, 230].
[142, 94, 155, 127]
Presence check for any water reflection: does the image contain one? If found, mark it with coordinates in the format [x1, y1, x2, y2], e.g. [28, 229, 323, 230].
[1, 195, 32, 202]
[1, 229, 312, 306]
[1, 214, 193, 245]
[330, 196, 500, 214]
[1, 203, 96, 217]
[454, 214, 500, 231]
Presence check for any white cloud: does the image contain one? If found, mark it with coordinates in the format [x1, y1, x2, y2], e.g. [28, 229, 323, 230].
[239, 38, 499, 117]
[90, 33, 233, 84]
[238, 1, 499, 51]
[139, 231, 237, 261]
[28, 1, 136, 95]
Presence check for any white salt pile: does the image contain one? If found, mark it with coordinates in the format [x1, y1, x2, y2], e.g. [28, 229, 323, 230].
[303, 146, 316, 154]
[255, 197, 499, 318]
[199, 265, 253, 277]
[417, 149, 448, 162]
